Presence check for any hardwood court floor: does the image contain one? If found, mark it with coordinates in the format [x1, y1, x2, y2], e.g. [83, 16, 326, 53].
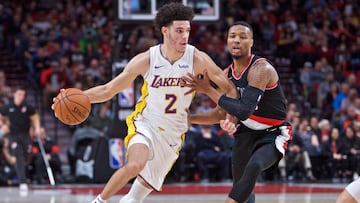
[1, 182, 345, 203]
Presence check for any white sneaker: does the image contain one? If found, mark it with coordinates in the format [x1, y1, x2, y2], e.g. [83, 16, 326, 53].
[19, 183, 28, 191]
[19, 183, 29, 197]
[91, 195, 107, 203]
[353, 173, 359, 181]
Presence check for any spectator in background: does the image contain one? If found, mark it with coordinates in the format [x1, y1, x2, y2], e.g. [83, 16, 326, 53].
[333, 82, 350, 115]
[334, 43, 351, 72]
[289, 118, 317, 181]
[308, 60, 327, 108]
[340, 88, 359, 115]
[69, 44, 85, 65]
[294, 31, 317, 66]
[259, 12, 275, 51]
[346, 73, 360, 95]
[79, 29, 98, 55]
[0, 70, 12, 105]
[136, 26, 158, 53]
[315, 35, 335, 65]
[341, 126, 360, 182]
[310, 60, 327, 87]
[196, 95, 215, 114]
[317, 71, 336, 108]
[24, 36, 40, 81]
[56, 26, 75, 55]
[322, 82, 339, 120]
[321, 127, 347, 182]
[299, 61, 312, 99]
[355, 98, 360, 117]
[29, 127, 62, 184]
[0, 122, 16, 186]
[83, 42, 100, 65]
[338, 105, 359, 134]
[31, 46, 50, 87]
[42, 60, 68, 109]
[89, 102, 111, 135]
[85, 58, 106, 85]
[308, 116, 325, 178]
[318, 119, 331, 144]
[275, 24, 295, 61]
[194, 125, 230, 183]
[309, 116, 321, 138]
[349, 36, 360, 72]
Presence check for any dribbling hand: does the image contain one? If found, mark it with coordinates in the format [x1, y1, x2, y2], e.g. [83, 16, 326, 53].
[51, 89, 65, 118]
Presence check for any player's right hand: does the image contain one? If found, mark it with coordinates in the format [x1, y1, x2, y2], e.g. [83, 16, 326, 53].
[51, 89, 66, 117]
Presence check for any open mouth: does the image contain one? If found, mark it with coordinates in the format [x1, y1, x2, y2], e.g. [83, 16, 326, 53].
[232, 47, 241, 53]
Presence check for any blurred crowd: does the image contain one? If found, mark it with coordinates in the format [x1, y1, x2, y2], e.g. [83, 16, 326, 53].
[0, 0, 359, 185]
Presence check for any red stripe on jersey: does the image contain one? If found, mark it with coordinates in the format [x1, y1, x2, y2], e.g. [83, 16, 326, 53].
[266, 81, 278, 89]
[248, 115, 284, 126]
[224, 66, 231, 75]
[231, 54, 254, 79]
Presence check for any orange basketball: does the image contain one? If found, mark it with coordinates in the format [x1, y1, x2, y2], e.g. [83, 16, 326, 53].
[53, 88, 91, 125]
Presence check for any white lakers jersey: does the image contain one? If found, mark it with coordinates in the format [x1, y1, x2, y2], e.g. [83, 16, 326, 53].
[126, 44, 195, 144]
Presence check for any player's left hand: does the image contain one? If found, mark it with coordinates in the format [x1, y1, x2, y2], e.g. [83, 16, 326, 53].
[182, 70, 212, 95]
[220, 119, 237, 135]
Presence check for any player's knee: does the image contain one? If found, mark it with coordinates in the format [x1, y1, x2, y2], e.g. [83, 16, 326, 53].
[335, 191, 351, 203]
[124, 162, 145, 177]
[246, 161, 262, 173]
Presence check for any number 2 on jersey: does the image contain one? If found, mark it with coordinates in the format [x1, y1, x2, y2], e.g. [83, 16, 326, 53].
[165, 94, 177, 114]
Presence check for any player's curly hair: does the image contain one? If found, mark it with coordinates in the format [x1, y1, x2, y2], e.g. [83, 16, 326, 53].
[154, 2, 194, 32]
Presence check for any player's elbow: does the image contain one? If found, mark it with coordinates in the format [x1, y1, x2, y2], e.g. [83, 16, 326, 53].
[233, 108, 253, 121]
[218, 96, 256, 121]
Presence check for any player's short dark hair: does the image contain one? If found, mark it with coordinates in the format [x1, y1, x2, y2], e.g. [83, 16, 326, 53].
[228, 21, 253, 34]
[154, 2, 194, 32]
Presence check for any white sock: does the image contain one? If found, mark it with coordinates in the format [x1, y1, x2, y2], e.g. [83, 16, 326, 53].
[93, 194, 106, 203]
[119, 179, 153, 203]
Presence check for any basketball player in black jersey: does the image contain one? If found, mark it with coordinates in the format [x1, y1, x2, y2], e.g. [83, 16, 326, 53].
[184, 21, 292, 203]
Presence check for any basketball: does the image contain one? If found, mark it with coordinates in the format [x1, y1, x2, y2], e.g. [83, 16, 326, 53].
[53, 88, 91, 125]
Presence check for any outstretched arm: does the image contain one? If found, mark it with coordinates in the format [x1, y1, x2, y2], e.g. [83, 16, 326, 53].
[83, 51, 149, 103]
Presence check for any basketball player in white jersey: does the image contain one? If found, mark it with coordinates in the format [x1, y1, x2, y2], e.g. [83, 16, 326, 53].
[52, 2, 237, 203]
[337, 178, 360, 203]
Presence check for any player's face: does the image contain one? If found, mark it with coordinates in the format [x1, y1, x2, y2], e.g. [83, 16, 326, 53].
[164, 21, 191, 53]
[227, 25, 253, 59]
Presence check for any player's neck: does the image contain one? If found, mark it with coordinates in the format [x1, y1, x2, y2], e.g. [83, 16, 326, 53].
[160, 44, 183, 64]
[233, 54, 252, 74]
